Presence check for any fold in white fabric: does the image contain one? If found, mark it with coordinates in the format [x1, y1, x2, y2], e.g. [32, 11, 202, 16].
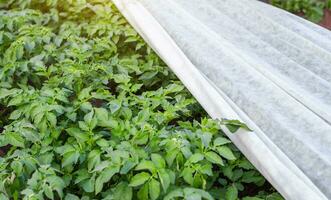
[113, 0, 331, 199]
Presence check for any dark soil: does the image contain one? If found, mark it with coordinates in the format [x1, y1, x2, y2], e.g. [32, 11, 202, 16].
[0, 145, 10, 157]
[239, 182, 275, 197]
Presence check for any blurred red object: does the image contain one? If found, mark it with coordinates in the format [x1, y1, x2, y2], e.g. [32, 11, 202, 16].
[319, 9, 331, 30]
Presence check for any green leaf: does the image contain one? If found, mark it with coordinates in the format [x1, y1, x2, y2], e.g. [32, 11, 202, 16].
[188, 153, 204, 164]
[95, 107, 109, 123]
[139, 71, 158, 80]
[129, 172, 150, 187]
[113, 74, 131, 84]
[151, 153, 166, 169]
[0, 88, 18, 99]
[120, 159, 137, 174]
[242, 197, 264, 200]
[135, 160, 155, 172]
[164, 189, 184, 200]
[165, 84, 184, 93]
[78, 121, 89, 131]
[217, 146, 236, 160]
[43, 185, 54, 200]
[96, 139, 109, 147]
[199, 132, 212, 148]
[10, 160, 23, 175]
[81, 175, 95, 193]
[131, 83, 143, 92]
[64, 194, 80, 200]
[183, 188, 214, 200]
[108, 100, 121, 113]
[9, 110, 22, 120]
[221, 119, 252, 133]
[214, 137, 231, 146]
[95, 176, 105, 194]
[205, 151, 224, 166]
[84, 111, 96, 129]
[46, 112, 57, 127]
[193, 173, 204, 188]
[93, 161, 112, 172]
[46, 176, 66, 198]
[78, 87, 92, 100]
[137, 183, 149, 200]
[80, 102, 93, 111]
[181, 168, 194, 185]
[225, 185, 238, 200]
[149, 179, 160, 200]
[5, 132, 24, 147]
[158, 169, 171, 192]
[87, 150, 101, 171]
[113, 182, 132, 200]
[66, 128, 89, 143]
[165, 149, 179, 166]
[62, 150, 80, 167]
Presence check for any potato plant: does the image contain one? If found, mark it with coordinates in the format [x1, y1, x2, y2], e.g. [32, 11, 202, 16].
[0, 0, 282, 199]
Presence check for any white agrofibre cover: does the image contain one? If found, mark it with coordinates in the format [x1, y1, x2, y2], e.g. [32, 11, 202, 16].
[113, 0, 331, 199]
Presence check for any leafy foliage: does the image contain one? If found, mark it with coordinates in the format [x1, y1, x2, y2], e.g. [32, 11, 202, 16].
[270, 0, 327, 22]
[0, 0, 282, 199]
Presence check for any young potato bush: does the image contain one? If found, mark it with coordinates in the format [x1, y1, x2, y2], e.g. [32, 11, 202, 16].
[0, 0, 282, 199]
